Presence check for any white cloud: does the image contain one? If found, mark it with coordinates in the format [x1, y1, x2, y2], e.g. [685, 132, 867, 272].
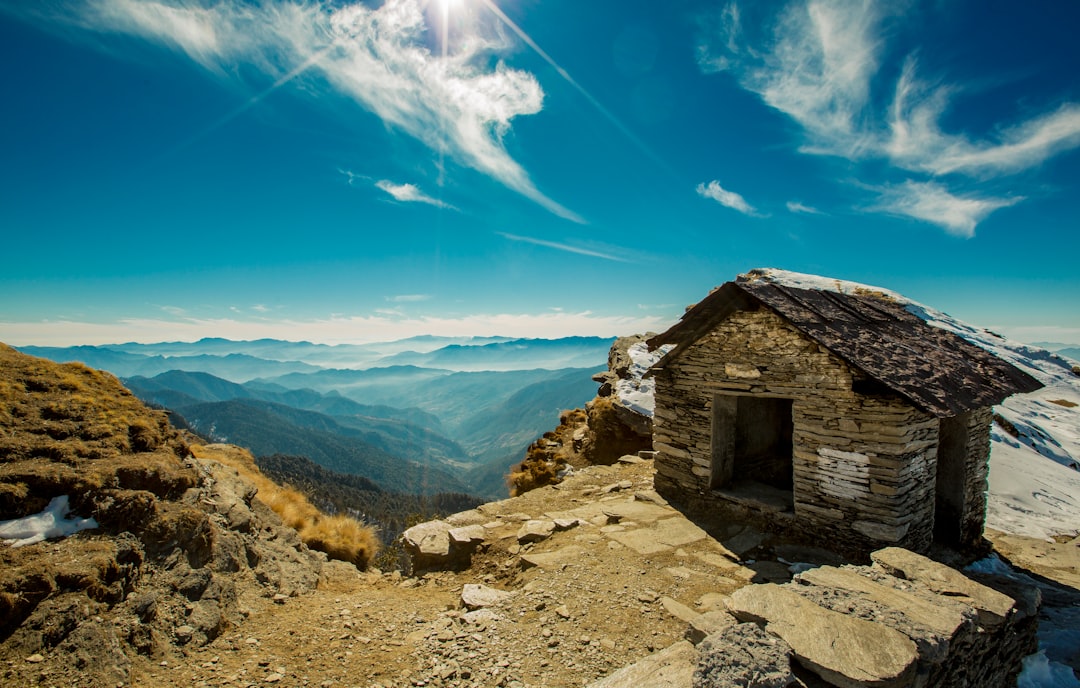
[872, 181, 1020, 238]
[375, 180, 455, 209]
[786, 200, 823, 215]
[0, 311, 671, 347]
[699, 0, 1080, 234]
[497, 231, 632, 263]
[700, 0, 886, 159]
[703, 1, 1080, 174]
[57, 0, 580, 221]
[386, 294, 431, 303]
[696, 180, 757, 216]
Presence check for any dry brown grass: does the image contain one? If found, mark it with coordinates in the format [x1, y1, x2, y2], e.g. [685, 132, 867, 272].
[0, 344, 196, 519]
[190, 443, 378, 569]
[583, 396, 651, 465]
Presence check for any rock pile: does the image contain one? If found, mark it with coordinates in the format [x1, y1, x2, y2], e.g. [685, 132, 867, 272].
[594, 546, 1038, 688]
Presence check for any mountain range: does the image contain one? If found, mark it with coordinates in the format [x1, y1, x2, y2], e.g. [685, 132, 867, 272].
[19, 336, 610, 499]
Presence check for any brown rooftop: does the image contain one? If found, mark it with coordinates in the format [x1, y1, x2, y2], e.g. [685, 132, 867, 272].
[649, 278, 1043, 417]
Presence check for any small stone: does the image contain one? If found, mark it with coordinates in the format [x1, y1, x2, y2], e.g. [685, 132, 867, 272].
[273, 594, 288, 605]
[461, 584, 515, 610]
[265, 672, 284, 683]
[553, 518, 580, 531]
[25, 654, 44, 663]
[555, 605, 571, 619]
[517, 520, 556, 544]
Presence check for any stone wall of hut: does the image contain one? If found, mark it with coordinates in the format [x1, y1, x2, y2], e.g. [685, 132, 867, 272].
[960, 407, 993, 545]
[652, 307, 953, 554]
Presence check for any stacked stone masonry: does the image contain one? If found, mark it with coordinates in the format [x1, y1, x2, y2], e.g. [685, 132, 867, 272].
[652, 308, 993, 555]
[709, 547, 1039, 688]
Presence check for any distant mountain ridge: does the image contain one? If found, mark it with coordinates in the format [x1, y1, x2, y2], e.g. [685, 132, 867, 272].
[20, 335, 614, 377]
[17, 336, 609, 499]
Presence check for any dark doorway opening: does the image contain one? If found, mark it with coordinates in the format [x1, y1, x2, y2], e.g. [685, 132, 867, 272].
[934, 413, 969, 546]
[711, 395, 794, 491]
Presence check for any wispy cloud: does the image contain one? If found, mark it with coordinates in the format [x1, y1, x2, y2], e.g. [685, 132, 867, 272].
[386, 294, 431, 303]
[497, 231, 632, 263]
[871, 181, 1021, 238]
[375, 180, 456, 210]
[698, 0, 1080, 234]
[696, 180, 758, 216]
[40, 0, 581, 221]
[700, 0, 886, 159]
[786, 200, 823, 215]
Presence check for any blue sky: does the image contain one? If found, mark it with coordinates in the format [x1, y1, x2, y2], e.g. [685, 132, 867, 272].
[2, 0, 1079, 346]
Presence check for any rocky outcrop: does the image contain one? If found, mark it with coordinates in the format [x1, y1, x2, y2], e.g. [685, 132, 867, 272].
[0, 346, 326, 684]
[712, 548, 1038, 688]
[694, 623, 795, 688]
[591, 335, 668, 441]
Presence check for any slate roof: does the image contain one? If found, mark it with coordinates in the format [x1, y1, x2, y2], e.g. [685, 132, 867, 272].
[648, 278, 1043, 418]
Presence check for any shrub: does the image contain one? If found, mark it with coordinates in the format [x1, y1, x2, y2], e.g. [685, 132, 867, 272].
[190, 444, 379, 569]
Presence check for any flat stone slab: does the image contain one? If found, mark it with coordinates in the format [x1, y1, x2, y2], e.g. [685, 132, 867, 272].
[720, 526, 766, 557]
[693, 552, 742, 574]
[520, 545, 586, 570]
[606, 528, 671, 555]
[592, 499, 674, 524]
[448, 525, 487, 545]
[652, 517, 709, 547]
[517, 519, 556, 544]
[797, 565, 973, 638]
[461, 584, 514, 610]
[660, 596, 699, 624]
[587, 641, 697, 688]
[445, 509, 486, 526]
[606, 516, 709, 555]
[871, 547, 1017, 629]
[726, 583, 919, 688]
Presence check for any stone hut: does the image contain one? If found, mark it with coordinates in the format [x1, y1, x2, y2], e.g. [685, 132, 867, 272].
[647, 273, 1042, 555]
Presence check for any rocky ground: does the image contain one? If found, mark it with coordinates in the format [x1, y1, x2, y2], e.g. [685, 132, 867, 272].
[3, 341, 1078, 688]
[2, 456, 809, 688]
[5, 454, 1080, 687]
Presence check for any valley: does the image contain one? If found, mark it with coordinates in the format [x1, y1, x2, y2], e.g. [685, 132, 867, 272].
[18, 336, 614, 509]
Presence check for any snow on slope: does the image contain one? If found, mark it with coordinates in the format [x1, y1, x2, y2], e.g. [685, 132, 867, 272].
[751, 268, 1080, 540]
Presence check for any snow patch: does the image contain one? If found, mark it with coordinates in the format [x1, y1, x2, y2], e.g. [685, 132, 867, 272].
[613, 342, 672, 417]
[965, 556, 1080, 687]
[0, 495, 99, 547]
[1018, 652, 1080, 688]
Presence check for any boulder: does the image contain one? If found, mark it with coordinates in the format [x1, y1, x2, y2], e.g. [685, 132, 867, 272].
[726, 583, 918, 688]
[403, 520, 488, 572]
[694, 622, 796, 688]
[402, 521, 454, 570]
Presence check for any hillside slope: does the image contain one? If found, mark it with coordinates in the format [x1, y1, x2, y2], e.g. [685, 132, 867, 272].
[172, 399, 471, 495]
[0, 344, 351, 685]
